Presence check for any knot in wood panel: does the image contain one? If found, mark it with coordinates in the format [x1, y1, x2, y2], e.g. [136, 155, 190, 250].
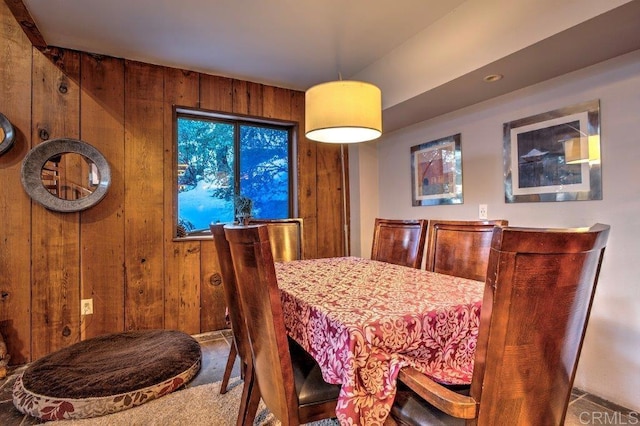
[209, 273, 222, 287]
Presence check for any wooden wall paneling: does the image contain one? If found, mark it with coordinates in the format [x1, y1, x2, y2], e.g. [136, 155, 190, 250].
[2, 0, 350, 358]
[3, 0, 46, 48]
[232, 79, 247, 114]
[0, 0, 33, 364]
[199, 239, 227, 331]
[199, 73, 234, 332]
[164, 238, 202, 333]
[163, 67, 202, 334]
[79, 53, 126, 339]
[123, 61, 165, 330]
[316, 143, 346, 258]
[30, 47, 82, 359]
[233, 80, 263, 116]
[292, 91, 319, 259]
[247, 81, 264, 117]
[199, 74, 233, 112]
[262, 85, 292, 120]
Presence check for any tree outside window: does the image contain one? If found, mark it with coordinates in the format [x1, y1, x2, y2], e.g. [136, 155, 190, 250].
[176, 109, 292, 236]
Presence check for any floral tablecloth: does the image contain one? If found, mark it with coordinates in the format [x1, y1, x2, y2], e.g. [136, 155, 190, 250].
[276, 257, 483, 426]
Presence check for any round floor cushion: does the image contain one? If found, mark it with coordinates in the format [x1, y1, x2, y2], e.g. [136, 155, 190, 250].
[13, 329, 201, 421]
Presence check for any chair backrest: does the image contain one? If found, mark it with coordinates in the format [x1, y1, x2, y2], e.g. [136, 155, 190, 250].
[470, 224, 610, 425]
[248, 218, 304, 261]
[223, 224, 300, 424]
[425, 219, 508, 281]
[209, 224, 251, 368]
[371, 218, 428, 268]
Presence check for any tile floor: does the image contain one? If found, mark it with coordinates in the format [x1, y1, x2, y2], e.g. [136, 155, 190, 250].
[0, 330, 635, 425]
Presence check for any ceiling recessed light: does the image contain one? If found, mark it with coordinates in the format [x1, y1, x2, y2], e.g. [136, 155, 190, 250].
[483, 74, 503, 82]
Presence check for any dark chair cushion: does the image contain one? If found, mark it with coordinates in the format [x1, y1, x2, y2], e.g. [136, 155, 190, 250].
[289, 338, 341, 407]
[390, 382, 469, 426]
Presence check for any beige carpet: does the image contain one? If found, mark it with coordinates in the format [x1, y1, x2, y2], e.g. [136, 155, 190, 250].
[45, 378, 339, 426]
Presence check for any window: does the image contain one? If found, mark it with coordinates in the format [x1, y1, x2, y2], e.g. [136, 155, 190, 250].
[175, 108, 294, 237]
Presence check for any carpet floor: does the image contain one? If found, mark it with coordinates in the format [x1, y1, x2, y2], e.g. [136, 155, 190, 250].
[44, 378, 339, 426]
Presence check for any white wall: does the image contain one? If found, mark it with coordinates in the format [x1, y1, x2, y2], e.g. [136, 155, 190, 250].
[349, 50, 640, 411]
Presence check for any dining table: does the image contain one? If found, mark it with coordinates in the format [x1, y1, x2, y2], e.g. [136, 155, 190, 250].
[275, 256, 484, 426]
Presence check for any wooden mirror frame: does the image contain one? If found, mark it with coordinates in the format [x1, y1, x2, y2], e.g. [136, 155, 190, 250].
[21, 138, 111, 212]
[0, 113, 15, 156]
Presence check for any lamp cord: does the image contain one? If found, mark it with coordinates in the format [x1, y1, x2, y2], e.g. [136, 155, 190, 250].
[341, 144, 349, 256]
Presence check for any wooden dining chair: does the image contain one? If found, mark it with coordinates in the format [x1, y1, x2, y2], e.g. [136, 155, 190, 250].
[213, 219, 303, 400]
[425, 219, 508, 281]
[224, 224, 340, 425]
[371, 218, 428, 268]
[247, 218, 304, 261]
[210, 224, 251, 400]
[389, 223, 610, 426]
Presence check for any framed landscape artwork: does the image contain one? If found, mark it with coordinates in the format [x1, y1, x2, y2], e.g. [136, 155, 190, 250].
[411, 133, 463, 206]
[503, 100, 602, 203]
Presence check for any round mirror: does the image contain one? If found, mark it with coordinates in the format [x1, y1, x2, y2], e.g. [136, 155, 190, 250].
[40, 152, 101, 200]
[0, 113, 15, 156]
[21, 138, 111, 212]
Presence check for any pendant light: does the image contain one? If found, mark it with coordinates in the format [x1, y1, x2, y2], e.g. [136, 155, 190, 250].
[305, 80, 382, 143]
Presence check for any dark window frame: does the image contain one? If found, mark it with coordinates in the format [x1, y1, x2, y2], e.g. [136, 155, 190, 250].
[173, 106, 297, 240]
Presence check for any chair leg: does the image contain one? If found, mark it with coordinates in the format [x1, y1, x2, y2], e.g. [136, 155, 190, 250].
[220, 343, 238, 394]
[237, 360, 260, 426]
[237, 359, 247, 382]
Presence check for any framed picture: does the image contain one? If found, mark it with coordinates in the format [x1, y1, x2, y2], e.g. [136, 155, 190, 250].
[503, 100, 601, 203]
[411, 133, 463, 206]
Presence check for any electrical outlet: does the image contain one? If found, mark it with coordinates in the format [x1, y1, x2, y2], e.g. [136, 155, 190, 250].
[479, 204, 488, 219]
[81, 298, 93, 315]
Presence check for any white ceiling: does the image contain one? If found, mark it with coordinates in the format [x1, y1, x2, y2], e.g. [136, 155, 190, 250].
[20, 0, 640, 132]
